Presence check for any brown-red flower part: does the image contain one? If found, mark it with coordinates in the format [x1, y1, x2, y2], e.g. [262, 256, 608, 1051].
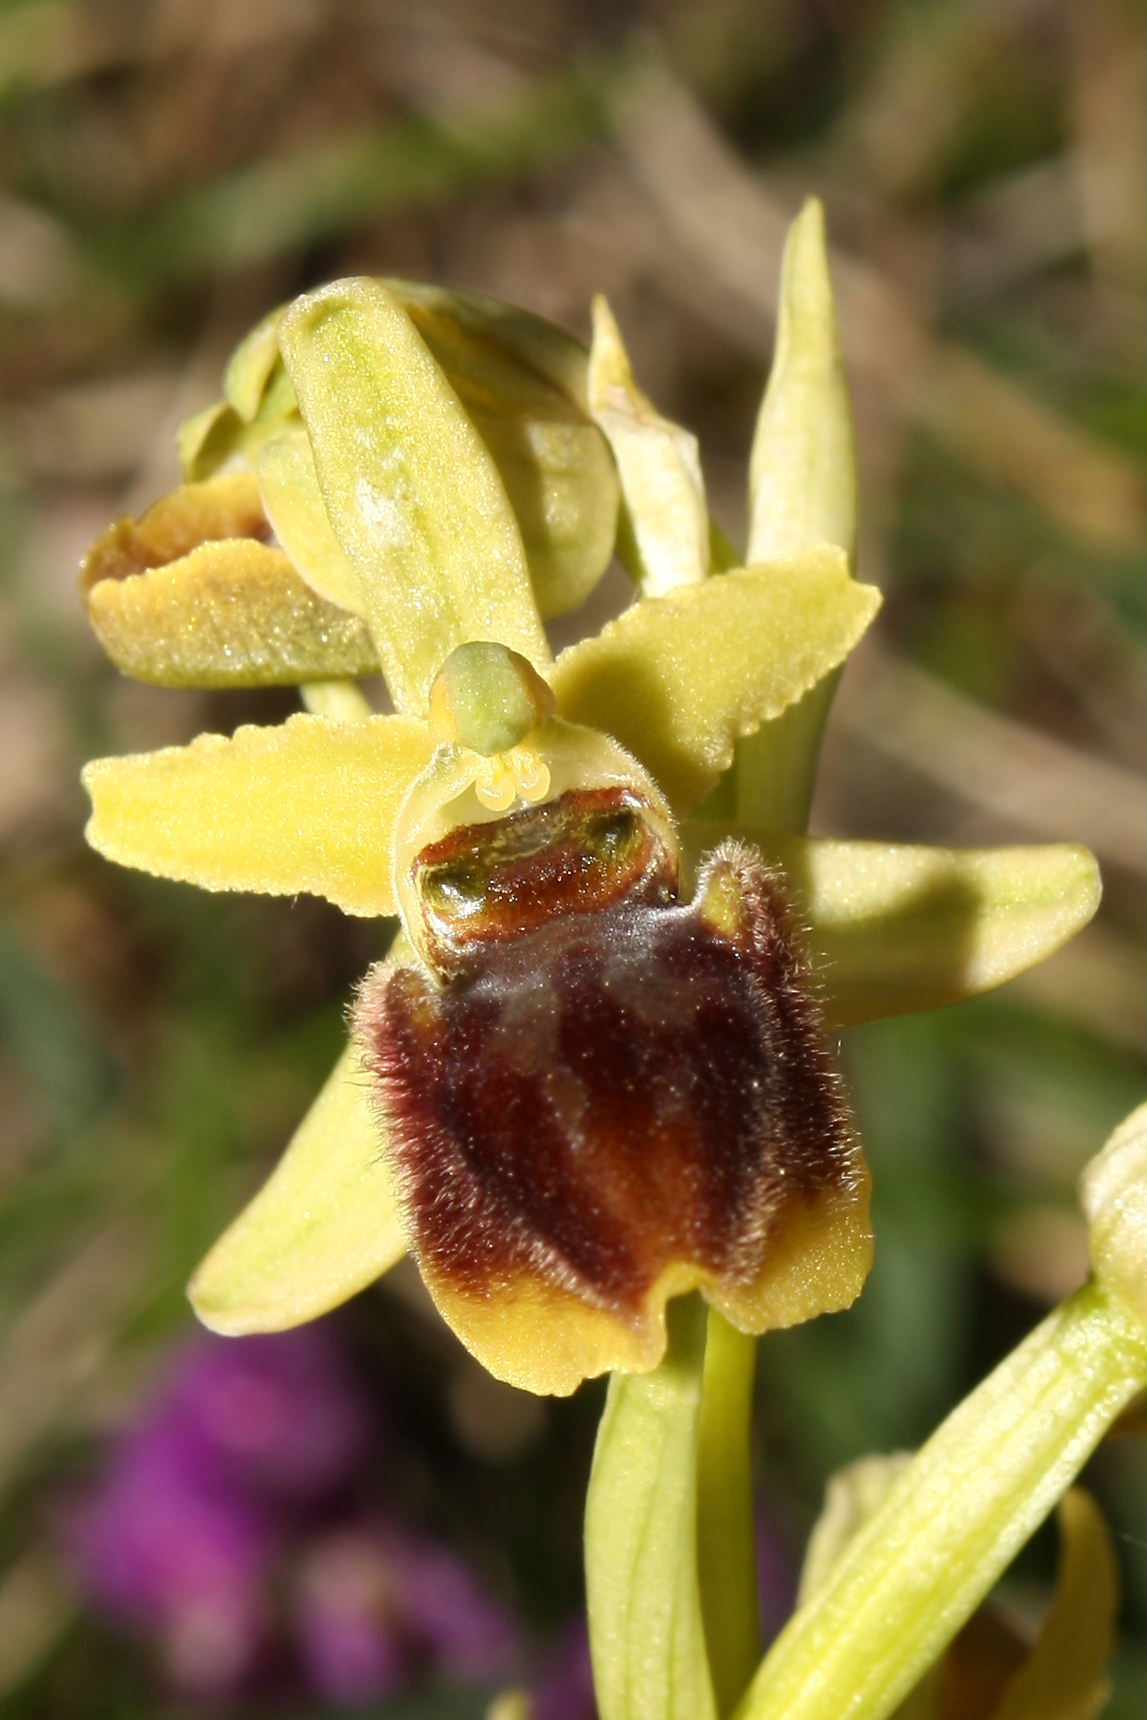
[356, 789, 869, 1396]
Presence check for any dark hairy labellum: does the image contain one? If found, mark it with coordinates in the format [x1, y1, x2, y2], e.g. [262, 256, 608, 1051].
[356, 789, 870, 1395]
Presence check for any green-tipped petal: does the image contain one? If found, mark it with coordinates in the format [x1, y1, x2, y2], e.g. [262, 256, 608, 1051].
[989, 1489, 1116, 1720]
[1080, 1102, 1147, 1332]
[83, 712, 434, 916]
[279, 277, 550, 712]
[87, 539, 379, 687]
[748, 197, 855, 566]
[681, 833, 1102, 1026]
[736, 1280, 1147, 1720]
[189, 1039, 406, 1334]
[588, 295, 709, 595]
[256, 426, 367, 615]
[586, 1296, 718, 1720]
[551, 548, 880, 814]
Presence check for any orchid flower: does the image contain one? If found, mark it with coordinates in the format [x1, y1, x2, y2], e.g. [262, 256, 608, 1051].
[79, 201, 1125, 1720]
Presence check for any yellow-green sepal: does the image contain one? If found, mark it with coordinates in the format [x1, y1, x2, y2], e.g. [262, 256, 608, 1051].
[179, 336, 299, 482]
[279, 277, 551, 714]
[189, 1038, 407, 1334]
[681, 832, 1102, 1026]
[80, 471, 376, 686]
[551, 547, 880, 814]
[83, 712, 434, 916]
[225, 304, 290, 421]
[796, 1470, 1117, 1720]
[201, 280, 619, 619]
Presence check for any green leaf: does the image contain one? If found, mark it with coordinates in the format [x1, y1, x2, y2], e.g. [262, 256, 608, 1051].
[681, 832, 1102, 1026]
[83, 712, 434, 917]
[190, 1038, 406, 1333]
[278, 277, 551, 713]
[586, 1295, 718, 1720]
[735, 1281, 1147, 1720]
[552, 548, 880, 814]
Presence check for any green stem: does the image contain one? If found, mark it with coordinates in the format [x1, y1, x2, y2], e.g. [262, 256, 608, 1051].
[586, 1296, 718, 1720]
[698, 1311, 762, 1713]
[734, 1280, 1147, 1720]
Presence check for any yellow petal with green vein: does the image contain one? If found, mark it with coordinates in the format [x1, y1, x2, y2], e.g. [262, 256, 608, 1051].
[681, 832, 1101, 1027]
[551, 548, 879, 814]
[989, 1489, 1116, 1720]
[87, 539, 379, 686]
[190, 1038, 407, 1334]
[279, 277, 550, 714]
[83, 712, 434, 916]
[257, 427, 367, 615]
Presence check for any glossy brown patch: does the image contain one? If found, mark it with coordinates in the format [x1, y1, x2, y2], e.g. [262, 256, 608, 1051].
[356, 839, 868, 1391]
[412, 787, 677, 977]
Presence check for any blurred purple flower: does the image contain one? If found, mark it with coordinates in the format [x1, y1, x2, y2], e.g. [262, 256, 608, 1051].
[294, 1521, 519, 1705]
[533, 1620, 597, 1720]
[163, 1322, 373, 1503]
[69, 1325, 520, 1709]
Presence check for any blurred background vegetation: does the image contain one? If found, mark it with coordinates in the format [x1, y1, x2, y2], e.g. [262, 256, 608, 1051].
[0, 0, 1143, 1714]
